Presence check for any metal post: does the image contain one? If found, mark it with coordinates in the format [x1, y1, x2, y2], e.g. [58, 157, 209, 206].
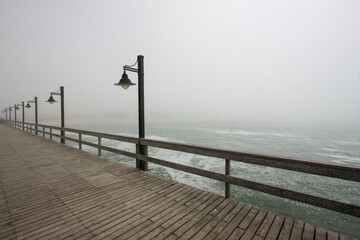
[14, 104, 17, 123]
[60, 86, 65, 144]
[5, 110, 7, 120]
[79, 133, 82, 150]
[35, 97, 38, 135]
[22, 101, 25, 130]
[50, 128, 52, 140]
[43, 126, 45, 137]
[9, 107, 11, 121]
[137, 55, 148, 171]
[225, 159, 231, 198]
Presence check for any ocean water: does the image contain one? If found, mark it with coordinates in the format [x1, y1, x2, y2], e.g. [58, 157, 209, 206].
[62, 120, 360, 237]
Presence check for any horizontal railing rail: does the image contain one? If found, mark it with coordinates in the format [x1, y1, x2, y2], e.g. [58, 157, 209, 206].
[6, 120, 360, 217]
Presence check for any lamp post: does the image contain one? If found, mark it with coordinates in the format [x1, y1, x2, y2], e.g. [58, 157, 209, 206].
[114, 55, 147, 171]
[14, 103, 22, 128]
[26, 97, 38, 135]
[47, 86, 65, 143]
[14, 104, 20, 122]
[8, 106, 12, 121]
[21, 101, 25, 129]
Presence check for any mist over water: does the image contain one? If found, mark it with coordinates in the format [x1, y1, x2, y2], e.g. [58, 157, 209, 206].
[63, 120, 360, 238]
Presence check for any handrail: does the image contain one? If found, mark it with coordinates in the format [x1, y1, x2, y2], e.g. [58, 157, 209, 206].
[5, 120, 360, 217]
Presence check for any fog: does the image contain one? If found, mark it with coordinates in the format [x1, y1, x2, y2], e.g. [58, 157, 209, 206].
[1, 0, 359, 126]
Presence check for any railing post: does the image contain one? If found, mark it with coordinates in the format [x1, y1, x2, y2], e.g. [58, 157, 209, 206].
[143, 146, 148, 171]
[43, 126, 45, 137]
[30, 124, 32, 134]
[50, 128, 52, 140]
[98, 137, 101, 156]
[225, 159, 231, 198]
[79, 133, 82, 150]
[62, 129, 66, 144]
[136, 144, 140, 169]
[136, 141, 148, 171]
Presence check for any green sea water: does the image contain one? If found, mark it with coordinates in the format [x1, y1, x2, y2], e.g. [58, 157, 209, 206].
[59, 120, 360, 238]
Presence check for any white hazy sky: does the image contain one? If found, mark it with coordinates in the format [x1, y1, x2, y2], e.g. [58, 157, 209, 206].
[0, 0, 359, 125]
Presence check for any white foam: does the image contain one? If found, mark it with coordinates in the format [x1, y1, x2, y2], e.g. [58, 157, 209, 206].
[147, 134, 184, 143]
[321, 148, 352, 154]
[316, 153, 360, 163]
[211, 129, 287, 137]
[330, 140, 360, 146]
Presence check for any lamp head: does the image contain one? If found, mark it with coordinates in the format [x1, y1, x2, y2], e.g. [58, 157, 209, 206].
[114, 71, 136, 90]
[47, 95, 57, 104]
[15, 106, 19, 110]
[26, 103, 31, 108]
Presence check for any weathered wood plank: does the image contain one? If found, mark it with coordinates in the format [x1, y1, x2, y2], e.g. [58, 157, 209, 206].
[240, 209, 268, 240]
[265, 214, 285, 240]
[314, 227, 326, 240]
[302, 223, 315, 240]
[290, 221, 304, 240]
[191, 200, 238, 239]
[327, 230, 339, 240]
[278, 217, 295, 240]
[215, 204, 252, 239]
[177, 198, 230, 239]
[255, 211, 276, 238]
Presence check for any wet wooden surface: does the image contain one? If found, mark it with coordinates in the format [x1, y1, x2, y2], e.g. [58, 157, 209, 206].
[0, 124, 355, 239]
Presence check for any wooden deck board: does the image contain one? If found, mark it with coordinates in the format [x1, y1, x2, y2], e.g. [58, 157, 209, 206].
[0, 124, 357, 240]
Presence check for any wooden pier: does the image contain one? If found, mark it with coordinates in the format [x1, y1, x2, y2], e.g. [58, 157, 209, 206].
[0, 124, 357, 239]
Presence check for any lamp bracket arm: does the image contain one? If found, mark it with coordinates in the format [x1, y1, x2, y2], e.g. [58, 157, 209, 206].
[123, 66, 138, 73]
[51, 92, 61, 96]
[124, 59, 138, 68]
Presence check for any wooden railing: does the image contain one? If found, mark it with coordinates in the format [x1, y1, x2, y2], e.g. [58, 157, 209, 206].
[6, 120, 360, 217]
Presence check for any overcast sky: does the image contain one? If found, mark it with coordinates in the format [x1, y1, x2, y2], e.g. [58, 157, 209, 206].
[0, 0, 359, 125]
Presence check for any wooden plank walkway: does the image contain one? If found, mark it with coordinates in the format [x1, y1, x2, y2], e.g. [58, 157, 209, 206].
[0, 124, 355, 240]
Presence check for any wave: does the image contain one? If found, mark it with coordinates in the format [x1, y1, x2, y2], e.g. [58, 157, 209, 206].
[316, 153, 360, 164]
[209, 129, 287, 137]
[321, 148, 352, 154]
[147, 134, 184, 143]
[330, 140, 360, 146]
